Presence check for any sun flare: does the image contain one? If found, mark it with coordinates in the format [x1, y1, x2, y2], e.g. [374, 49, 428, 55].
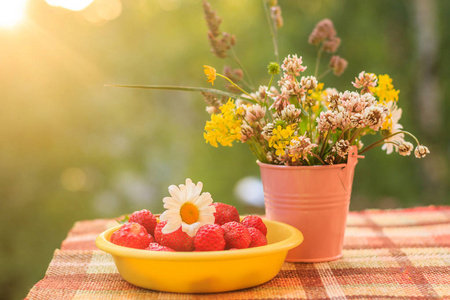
[0, 0, 27, 28]
[46, 0, 95, 11]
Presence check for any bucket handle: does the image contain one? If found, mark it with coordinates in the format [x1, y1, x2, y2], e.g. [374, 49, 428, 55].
[339, 146, 364, 192]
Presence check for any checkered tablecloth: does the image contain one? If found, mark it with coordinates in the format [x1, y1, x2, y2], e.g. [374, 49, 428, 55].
[26, 206, 450, 299]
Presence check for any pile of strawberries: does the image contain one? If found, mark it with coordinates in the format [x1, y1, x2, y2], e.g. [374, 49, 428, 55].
[110, 203, 267, 252]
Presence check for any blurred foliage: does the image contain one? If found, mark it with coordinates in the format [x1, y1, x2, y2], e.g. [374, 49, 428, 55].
[0, 0, 449, 299]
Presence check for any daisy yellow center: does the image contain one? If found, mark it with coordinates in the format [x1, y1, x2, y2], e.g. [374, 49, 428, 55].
[180, 202, 199, 225]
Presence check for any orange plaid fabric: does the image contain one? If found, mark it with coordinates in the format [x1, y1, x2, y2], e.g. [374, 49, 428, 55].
[27, 206, 450, 299]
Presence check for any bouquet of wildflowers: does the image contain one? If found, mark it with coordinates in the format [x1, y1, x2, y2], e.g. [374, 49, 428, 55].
[113, 0, 429, 166]
[202, 60, 429, 165]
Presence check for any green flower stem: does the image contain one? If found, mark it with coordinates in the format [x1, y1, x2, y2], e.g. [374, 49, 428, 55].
[359, 130, 420, 155]
[358, 139, 386, 155]
[318, 68, 332, 80]
[248, 138, 267, 163]
[314, 44, 324, 78]
[349, 128, 364, 144]
[335, 155, 344, 165]
[229, 47, 255, 90]
[247, 142, 259, 161]
[308, 104, 314, 140]
[264, 74, 275, 104]
[316, 132, 323, 146]
[216, 74, 259, 103]
[262, 0, 280, 66]
[312, 153, 326, 165]
[319, 129, 331, 157]
[326, 127, 349, 154]
[105, 84, 239, 99]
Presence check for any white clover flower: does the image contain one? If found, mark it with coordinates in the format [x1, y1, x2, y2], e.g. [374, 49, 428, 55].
[414, 145, 430, 158]
[335, 111, 351, 130]
[317, 110, 337, 132]
[335, 139, 350, 157]
[240, 124, 254, 143]
[276, 104, 302, 124]
[363, 106, 387, 131]
[159, 178, 216, 237]
[398, 142, 414, 156]
[300, 76, 318, 90]
[244, 104, 266, 124]
[281, 54, 307, 76]
[280, 77, 304, 98]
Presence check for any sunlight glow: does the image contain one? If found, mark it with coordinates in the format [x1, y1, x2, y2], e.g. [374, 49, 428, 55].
[81, 0, 122, 25]
[0, 0, 27, 28]
[46, 0, 95, 11]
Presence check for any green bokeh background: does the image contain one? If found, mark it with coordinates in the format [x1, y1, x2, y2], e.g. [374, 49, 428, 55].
[0, 0, 449, 299]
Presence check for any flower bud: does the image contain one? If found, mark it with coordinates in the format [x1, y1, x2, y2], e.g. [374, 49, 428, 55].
[308, 19, 337, 45]
[398, 142, 413, 156]
[267, 62, 281, 75]
[323, 37, 341, 53]
[414, 145, 430, 158]
[329, 55, 348, 76]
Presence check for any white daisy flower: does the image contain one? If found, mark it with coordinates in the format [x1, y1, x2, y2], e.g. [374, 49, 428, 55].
[159, 178, 216, 237]
[382, 101, 404, 154]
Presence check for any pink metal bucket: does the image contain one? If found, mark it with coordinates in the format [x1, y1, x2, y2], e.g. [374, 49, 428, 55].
[258, 146, 363, 262]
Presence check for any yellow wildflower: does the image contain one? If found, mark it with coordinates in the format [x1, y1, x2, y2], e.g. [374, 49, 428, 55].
[309, 82, 324, 113]
[203, 65, 216, 85]
[308, 82, 324, 101]
[370, 74, 399, 103]
[381, 112, 392, 131]
[268, 124, 296, 156]
[236, 105, 245, 117]
[273, 141, 289, 156]
[204, 99, 242, 147]
[381, 101, 402, 132]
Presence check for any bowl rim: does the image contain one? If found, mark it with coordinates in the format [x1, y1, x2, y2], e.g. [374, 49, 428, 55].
[95, 218, 303, 261]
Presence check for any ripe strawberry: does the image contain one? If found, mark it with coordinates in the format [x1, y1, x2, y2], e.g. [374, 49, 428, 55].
[241, 215, 267, 236]
[129, 209, 158, 236]
[212, 202, 240, 225]
[248, 227, 268, 248]
[154, 221, 163, 243]
[222, 221, 251, 249]
[148, 234, 155, 243]
[146, 243, 175, 252]
[194, 224, 226, 251]
[110, 222, 152, 249]
[154, 221, 194, 252]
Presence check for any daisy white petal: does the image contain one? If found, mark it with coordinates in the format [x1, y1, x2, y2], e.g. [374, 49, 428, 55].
[158, 179, 216, 237]
[202, 205, 216, 215]
[185, 179, 202, 202]
[163, 199, 182, 211]
[182, 222, 201, 237]
[162, 219, 182, 234]
[193, 192, 213, 207]
[179, 184, 188, 199]
[159, 210, 179, 222]
[192, 181, 203, 197]
[198, 214, 215, 224]
[168, 185, 183, 202]
[161, 210, 180, 219]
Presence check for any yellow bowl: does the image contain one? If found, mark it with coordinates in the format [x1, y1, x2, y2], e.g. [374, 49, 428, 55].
[95, 218, 303, 293]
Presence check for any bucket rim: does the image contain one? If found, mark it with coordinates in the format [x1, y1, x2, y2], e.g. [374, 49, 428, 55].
[257, 161, 348, 170]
